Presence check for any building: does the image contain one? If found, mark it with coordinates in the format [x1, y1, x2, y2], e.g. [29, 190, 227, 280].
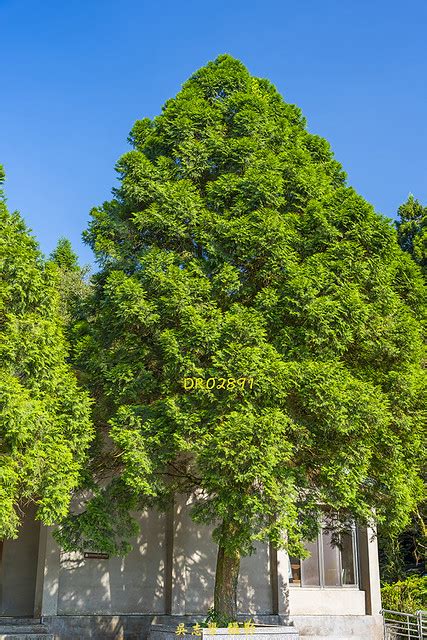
[0, 495, 383, 639]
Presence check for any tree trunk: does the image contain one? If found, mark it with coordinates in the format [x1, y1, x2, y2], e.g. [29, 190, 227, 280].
[214, 538, 241, 621]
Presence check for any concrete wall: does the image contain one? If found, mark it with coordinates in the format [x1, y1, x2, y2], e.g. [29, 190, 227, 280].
[33, 497, 382, 625]
[0, 507, 40, 616]
[57, 509, 166, 614]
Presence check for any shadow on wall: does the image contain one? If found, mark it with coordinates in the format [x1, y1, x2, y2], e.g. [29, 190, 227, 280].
[173, 495, 216, 615]
[238, 543, 272, 615]
[57, 509, 166, 614]
[176, 494, 273, 616]
[57, 496, 274, 617]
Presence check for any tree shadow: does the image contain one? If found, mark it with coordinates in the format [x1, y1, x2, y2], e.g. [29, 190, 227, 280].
[58, 509, 166, 615]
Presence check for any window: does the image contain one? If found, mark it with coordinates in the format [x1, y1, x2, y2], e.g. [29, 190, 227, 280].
[289, 527, 358, 588]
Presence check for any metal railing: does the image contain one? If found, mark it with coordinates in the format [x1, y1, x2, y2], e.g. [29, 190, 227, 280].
[382, 609, 427, 639]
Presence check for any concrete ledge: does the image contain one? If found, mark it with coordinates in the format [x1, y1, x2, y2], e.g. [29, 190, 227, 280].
[291, 615, 383, 639]
[149, 626, 299, 640]
[202, 629, 299, 640]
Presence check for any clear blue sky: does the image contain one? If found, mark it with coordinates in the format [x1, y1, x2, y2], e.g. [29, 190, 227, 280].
[1, 0, 426, 264]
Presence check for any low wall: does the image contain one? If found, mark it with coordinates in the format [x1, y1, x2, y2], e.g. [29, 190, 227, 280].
[44, 616, 289, 640]
[45, 615, 154, 640]
[44, 614, 383, 640]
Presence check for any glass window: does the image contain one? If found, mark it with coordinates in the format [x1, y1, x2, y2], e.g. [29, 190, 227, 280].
[288, 557, 301, 584]
[301, 539, 320, 586]
[289, 526, 358, 588]
[322, 530, 341, 586]
[341, 530, 356, 585]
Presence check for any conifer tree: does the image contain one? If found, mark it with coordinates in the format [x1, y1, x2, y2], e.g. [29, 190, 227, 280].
[62, 56, 426, 619]
[397, 195, 427, 276]
[49, 237, 91, 334]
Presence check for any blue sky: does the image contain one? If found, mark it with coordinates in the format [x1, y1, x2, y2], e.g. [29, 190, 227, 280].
[1, 0, 426, 264]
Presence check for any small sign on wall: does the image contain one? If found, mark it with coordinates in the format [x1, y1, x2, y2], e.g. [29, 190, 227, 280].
[84, 552, 110, 560]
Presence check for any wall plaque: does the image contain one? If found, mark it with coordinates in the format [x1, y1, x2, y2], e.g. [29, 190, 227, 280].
[84, 552, 110, 560]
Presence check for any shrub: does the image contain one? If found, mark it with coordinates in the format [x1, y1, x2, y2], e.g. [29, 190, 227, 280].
[381, 574, 427, 613]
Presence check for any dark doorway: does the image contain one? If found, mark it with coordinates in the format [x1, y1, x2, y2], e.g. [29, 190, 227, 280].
[0, 509, 40, 616]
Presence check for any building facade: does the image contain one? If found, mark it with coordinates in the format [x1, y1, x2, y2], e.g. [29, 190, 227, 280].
[0, 495, 383, 639]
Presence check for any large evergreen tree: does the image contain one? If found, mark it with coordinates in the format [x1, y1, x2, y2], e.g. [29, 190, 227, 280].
[0, 167, 93, 538]
[61, 56, 426, 618]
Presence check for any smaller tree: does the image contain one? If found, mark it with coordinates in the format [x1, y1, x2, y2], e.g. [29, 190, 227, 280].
[49, 237, 91, 335]
[50, 237, 81, 272]
[396, 195, 427, 275]
[378, 198, 427, 581]
[0, 167, 93, 538]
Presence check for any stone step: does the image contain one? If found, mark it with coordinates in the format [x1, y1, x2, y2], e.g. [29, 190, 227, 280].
[0, 623, 48, 637]
[0, 621, 41, 627]
[0, 635, 53, 640]
[0, 619, 51, 640]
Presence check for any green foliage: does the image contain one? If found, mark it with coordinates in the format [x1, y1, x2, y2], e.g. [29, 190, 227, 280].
[50, 237, 80, 272]
[377, 199, 427, 582]
[0, 166, 93, 537]
[204, 606, 239, 627]
[62, 56, 426, 562]
[54, 478, 139, 555]
[397, 196, 427, 276]
[379, 505, 426, 582]
[381, 575, 427, 614]
[49, 237, 91, 336]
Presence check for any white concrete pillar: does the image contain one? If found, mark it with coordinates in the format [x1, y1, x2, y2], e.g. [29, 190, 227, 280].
[34, 526, 61, 617]
[170, 494, 187, 615]
[358, 526, 382, 616]
[276, 546, 291, 621]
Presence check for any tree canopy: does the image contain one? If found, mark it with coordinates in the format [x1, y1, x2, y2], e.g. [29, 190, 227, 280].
[58, 55, 426, 617]
[0, 167, 93, 538]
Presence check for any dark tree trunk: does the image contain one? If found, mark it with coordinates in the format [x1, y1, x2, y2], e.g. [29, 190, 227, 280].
[214, 538, 241, 621]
